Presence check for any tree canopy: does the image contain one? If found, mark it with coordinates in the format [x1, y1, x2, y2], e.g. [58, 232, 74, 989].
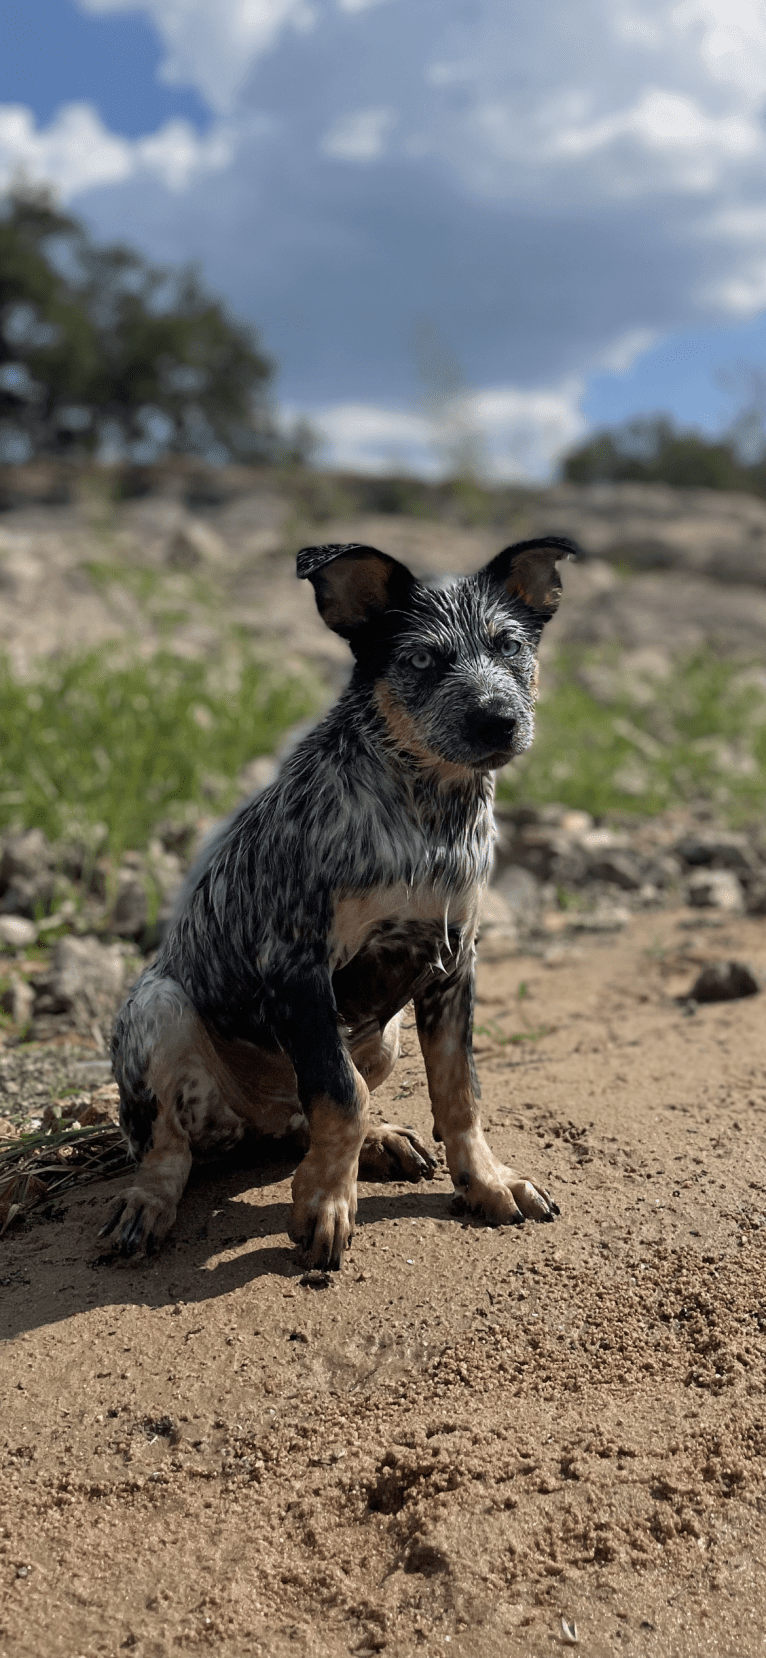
[561, 413, 766, 494]
[0, 188, 273, 465]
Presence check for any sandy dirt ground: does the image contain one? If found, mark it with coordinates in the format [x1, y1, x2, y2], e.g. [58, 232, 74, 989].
[2, 907, 766, 1658]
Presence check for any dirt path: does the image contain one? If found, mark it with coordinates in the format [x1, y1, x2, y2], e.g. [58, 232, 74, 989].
[2, 908, 766, 1658]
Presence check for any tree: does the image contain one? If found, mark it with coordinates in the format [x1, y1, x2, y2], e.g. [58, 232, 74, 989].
[0, 186, 273, 464]
[561, 413, 766, 494]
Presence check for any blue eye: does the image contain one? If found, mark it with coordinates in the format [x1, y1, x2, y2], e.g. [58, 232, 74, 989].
[410, 650, 434, 670]
[498, 637, 521, 659]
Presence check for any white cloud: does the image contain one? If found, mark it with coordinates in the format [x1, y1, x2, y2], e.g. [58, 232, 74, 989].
[467, 383, 588, 480]
[550, 88, 759, 171]
[425, 60, 477, 88]
[598, 329, 659, 373]
[322, 107, 396, 161]
[671, 0, 766, 100]
[0, 102, 233, 199]
[79, 0, 316, 112]
[305, 381, 586, 481]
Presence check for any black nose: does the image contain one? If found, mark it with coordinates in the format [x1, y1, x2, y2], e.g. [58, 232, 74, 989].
[467, 708, 516, 752]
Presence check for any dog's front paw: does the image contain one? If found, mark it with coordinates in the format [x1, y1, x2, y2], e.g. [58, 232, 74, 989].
[290, 1160, 357, 1270]
[482, 1166, 558, 1224]
[448, 1131, 558, 1226]
[359, 1122, 439, 1183]
[99, 1186, 178, 1256]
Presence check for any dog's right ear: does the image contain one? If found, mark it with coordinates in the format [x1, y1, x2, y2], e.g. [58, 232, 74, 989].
[297, 543, 416, 639]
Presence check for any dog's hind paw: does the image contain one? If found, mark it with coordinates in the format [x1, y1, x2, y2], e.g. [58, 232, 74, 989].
[359, 1122, 438, 1183]
[99, 1186, 178, 1256]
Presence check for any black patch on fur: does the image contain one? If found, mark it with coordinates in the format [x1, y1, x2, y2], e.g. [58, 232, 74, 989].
[119, 1078, 157, 1159]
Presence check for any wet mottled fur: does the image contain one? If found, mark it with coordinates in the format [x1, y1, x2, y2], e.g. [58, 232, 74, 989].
[105, 535, 579, 1268]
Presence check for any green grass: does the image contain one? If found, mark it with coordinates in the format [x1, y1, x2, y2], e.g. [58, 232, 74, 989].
[0, 645, 320, 857]
[2, 637, 764, 871]
[498, 646, 766, 823]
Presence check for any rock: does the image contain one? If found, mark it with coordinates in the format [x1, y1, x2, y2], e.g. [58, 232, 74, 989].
[745, 879, 766, 916]
[166, 518, 227, 568]
[674, 830, 760, 874]
[586, 849, 645, 890]
[567, 906, 631, 933]
[72, 1085, 121, 1126]
[0, 827, 53, 885]
[502, 824, 588, 885]
[686, 870, 745, 912]
[111, 870, 149, 939]
[0, 975, 34, 1024]
[688, 961, 761, 1003]
[477, 887, 519, 958]
[479, 888, 514, 929]
[0, 915, 37, 949]
[492, 863, 542, 927]
[0, 828, 58, 916]
[32, 936, 126, 1034]
[645, 854, 683, 888]
[559, 809, 594, 834]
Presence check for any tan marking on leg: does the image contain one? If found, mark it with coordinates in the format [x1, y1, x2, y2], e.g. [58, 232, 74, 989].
[289, 1081, 371, 1270]
[418, 1029, 555, 1225]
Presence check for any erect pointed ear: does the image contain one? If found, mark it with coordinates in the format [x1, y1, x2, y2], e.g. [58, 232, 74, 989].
[481, 535, 583, 625]
[297, 543, 416, 639]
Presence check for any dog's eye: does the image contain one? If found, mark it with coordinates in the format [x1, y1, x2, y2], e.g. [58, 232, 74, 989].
[498, 637, 521, 659]
[409, 649, 434, 670]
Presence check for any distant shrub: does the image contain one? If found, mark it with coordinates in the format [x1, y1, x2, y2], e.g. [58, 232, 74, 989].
[562, 415, 766, 494]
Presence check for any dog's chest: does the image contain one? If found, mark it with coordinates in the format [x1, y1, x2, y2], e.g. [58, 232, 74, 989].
[329, 882, 478, 1032]
[329, 881, 476, 969]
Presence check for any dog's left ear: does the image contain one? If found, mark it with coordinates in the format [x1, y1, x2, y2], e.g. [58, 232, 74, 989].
[297, 543, 416, 639]
[481, 535, 582, 626]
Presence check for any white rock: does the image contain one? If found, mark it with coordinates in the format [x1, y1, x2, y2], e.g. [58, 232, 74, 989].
[0, 915, 37, 949]
[687, 869, 745, 912]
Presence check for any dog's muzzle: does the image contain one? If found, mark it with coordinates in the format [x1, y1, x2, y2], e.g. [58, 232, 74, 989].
[465, 707, 517, 760]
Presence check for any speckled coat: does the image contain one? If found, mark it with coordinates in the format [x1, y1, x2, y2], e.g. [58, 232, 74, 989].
[105, 535, 579, 1268]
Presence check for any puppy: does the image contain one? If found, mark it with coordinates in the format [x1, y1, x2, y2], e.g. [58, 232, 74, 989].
[105, 535, 578, 1268]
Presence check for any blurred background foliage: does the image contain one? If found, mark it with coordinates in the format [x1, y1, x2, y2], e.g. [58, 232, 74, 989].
[0, 186, 273, 467]
[563, 411, 766, 494]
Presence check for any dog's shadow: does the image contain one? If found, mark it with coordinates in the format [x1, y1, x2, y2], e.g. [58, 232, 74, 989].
[2, 1137, 464, 1342]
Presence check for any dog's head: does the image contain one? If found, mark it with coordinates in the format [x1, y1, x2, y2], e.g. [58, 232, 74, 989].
[298, 536, 581, 773]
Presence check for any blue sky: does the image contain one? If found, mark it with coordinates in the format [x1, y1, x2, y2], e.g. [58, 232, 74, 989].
[3, 0, 766, 478]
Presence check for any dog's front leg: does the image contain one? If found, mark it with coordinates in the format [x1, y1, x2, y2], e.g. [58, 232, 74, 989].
[414, 961, 558, 1226]
[281, 980, 370, 1270]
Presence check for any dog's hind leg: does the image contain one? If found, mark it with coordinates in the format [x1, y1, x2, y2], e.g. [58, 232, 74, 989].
[414, 962, 558, 1226]
[103, 972, 244, 1254]
[350, 1014, 438, 1182]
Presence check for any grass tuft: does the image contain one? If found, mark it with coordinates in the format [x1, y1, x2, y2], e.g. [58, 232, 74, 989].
[0, 645, 320, 856]
[0, 1123, 131, 1232]
[499, 646, 766, 823]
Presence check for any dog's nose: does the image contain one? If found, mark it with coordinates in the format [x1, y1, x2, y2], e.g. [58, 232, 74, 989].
[468, 707, 516, 752]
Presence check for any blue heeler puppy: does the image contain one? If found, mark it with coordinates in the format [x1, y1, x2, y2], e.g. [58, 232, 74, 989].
[105, 535, 579, 1269]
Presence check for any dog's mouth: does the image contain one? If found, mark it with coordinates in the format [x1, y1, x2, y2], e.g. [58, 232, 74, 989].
[469, 746, 516, 771]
